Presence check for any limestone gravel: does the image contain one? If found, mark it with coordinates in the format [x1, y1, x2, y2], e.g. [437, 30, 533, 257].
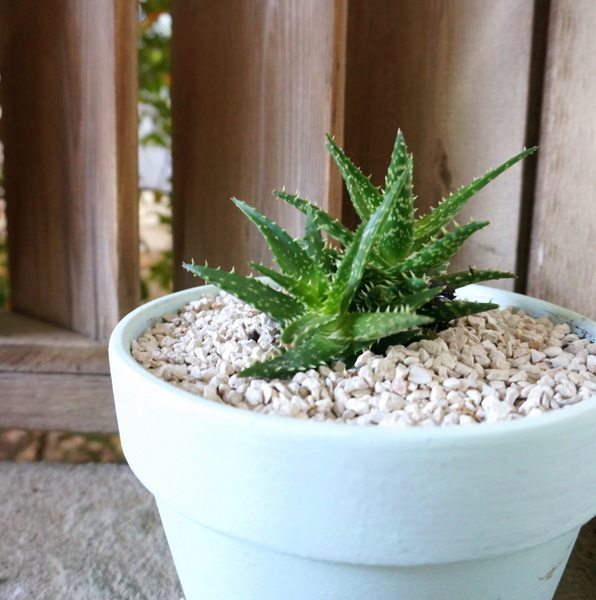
[131, 291, 596, 427]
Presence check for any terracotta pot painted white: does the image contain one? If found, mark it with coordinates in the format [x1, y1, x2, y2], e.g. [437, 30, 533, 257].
[109, 285, 596, 600]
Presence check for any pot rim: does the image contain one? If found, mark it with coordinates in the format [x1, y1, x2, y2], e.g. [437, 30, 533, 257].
[109, 283, 596, 442]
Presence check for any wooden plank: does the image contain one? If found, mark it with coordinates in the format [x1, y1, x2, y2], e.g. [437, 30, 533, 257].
[343, 0, 537, 287]
[171, 0, 347, 290]
[0, 312, 108, 375]
[0, 312, 113, 431]
[114, 0, 141, 325]
[527, 1, 596, 320]
[0, 0, 139, 340]
[0, 373, 117, 433]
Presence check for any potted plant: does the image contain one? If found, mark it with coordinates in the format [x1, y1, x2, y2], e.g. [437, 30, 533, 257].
[109, 131, 596, 600]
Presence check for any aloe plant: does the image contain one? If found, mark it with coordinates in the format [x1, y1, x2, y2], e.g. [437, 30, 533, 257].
[185, 131, 536, 378]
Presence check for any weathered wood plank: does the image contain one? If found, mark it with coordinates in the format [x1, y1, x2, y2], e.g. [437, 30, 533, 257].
[343, 0, 537, 287]
[527, 1, 596, 319]
[171, 0, 347, 289]
[0, 311, 108, 374]
[0, 1, 136, 431]
[0, 345, 107, 375]
[0, 374, 117, 433]
[0, 312, 112, 430]
[114, 0, 141, 324]
[0, 0, 139, 340]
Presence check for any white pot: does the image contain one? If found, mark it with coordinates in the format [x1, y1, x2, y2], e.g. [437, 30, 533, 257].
[109, 285, 596, 600]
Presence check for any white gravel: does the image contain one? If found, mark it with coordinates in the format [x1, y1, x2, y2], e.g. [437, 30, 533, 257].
[132, 291, 596, 427]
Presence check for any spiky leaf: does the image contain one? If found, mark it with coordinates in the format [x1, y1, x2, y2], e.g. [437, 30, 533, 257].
[325, 134, 382, 220]
[419, 300, 499, 322]
[385, 129, 410, 192]
[337, 310, 433, 343]
[301, 207, 325, 259]
[183, 263, 304, 325]
[438, 268, 516, 289]
[240, 335, 348, 378]
[358, 285, 442, 313]
[274, 190, 354, 247]
[249, 263, 322, 308]
[280, 313, 337, 346]
[394, 221, 489, 274]
[414, 147, 536, 246]
[299, 207, 336, 276]
[378, 153, 415, 264]
[232, 198, 326, 292]
[324, 178, 406, 317]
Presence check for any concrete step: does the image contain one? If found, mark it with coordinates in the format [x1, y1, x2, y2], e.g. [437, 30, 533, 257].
[0, 462, 183, 600]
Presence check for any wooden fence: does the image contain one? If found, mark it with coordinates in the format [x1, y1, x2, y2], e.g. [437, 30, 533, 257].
[0, 0, 594, 434]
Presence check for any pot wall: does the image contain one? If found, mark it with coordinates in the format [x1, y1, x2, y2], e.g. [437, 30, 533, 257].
[109, 285, 596, 599]
[156, 499, 579, 600]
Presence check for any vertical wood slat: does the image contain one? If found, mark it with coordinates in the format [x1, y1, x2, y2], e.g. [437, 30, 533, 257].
[527, 1, 596, 319]
[343, 0, 538, 288]
[114, 0, 141, 326]
[171, 0, 347, 290]
[0, 0, 139, 340]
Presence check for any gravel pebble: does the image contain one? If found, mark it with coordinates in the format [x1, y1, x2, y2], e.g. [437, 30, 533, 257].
[132, 291, 596, 427]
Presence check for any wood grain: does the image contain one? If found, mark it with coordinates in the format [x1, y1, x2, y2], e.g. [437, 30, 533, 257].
[0, 0, 136, 430]
[171, 0, 347, 289]
[0, 312, 108, 375]
[0, 373, 117, 433]
[0, 0, 139, 340]
[527, 1, 596, 319]
[114, 0, 141, 326]
[0, 312, 114, 432]
[343, 0, 537, 287]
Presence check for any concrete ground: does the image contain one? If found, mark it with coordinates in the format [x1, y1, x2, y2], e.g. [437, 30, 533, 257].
[0, 462, 183, 600]
[0, 460, 594, 599]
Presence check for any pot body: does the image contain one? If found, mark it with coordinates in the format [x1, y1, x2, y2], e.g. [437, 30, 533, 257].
[109, 285, 596, 600]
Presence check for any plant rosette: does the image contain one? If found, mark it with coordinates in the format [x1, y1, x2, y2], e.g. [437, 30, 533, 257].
[109, 132, 596, 599]
[109, 284, 596, 600]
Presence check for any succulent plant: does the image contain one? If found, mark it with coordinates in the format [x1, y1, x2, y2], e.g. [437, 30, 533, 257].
[185, 131, 536, 378]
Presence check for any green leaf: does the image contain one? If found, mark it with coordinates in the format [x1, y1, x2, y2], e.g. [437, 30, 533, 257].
[232, 198, 325, 290]
[322, 225, 366, 317]
[414, 147, 537, 246]
[239, 335, 348, 378]
[394, 221, 489, 274]
[385, 129, 410, 192]
[324, 184, 403, 317]
[249, 263, 321, 308]
[300, 207, 335, 277]
[419, 300, 499, 323]
[274, 190, 354, 247]
[377, 155, 415, 264]
[371, 330, 429, 354]
[337, 310, 433, 343]
[393, 286, 443, 310]
[301, 208, 325, 259]
[183, 263, 305, 325]
[325, 134, 382, 220]
[280, 313, 337, 346]
[357, 281, 441, 312]
[438, 268, 516, 289]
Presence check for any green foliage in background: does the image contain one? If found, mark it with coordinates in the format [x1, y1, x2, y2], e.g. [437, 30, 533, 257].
[138, 0, 171, 150]
[138, 0, 174, 300]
